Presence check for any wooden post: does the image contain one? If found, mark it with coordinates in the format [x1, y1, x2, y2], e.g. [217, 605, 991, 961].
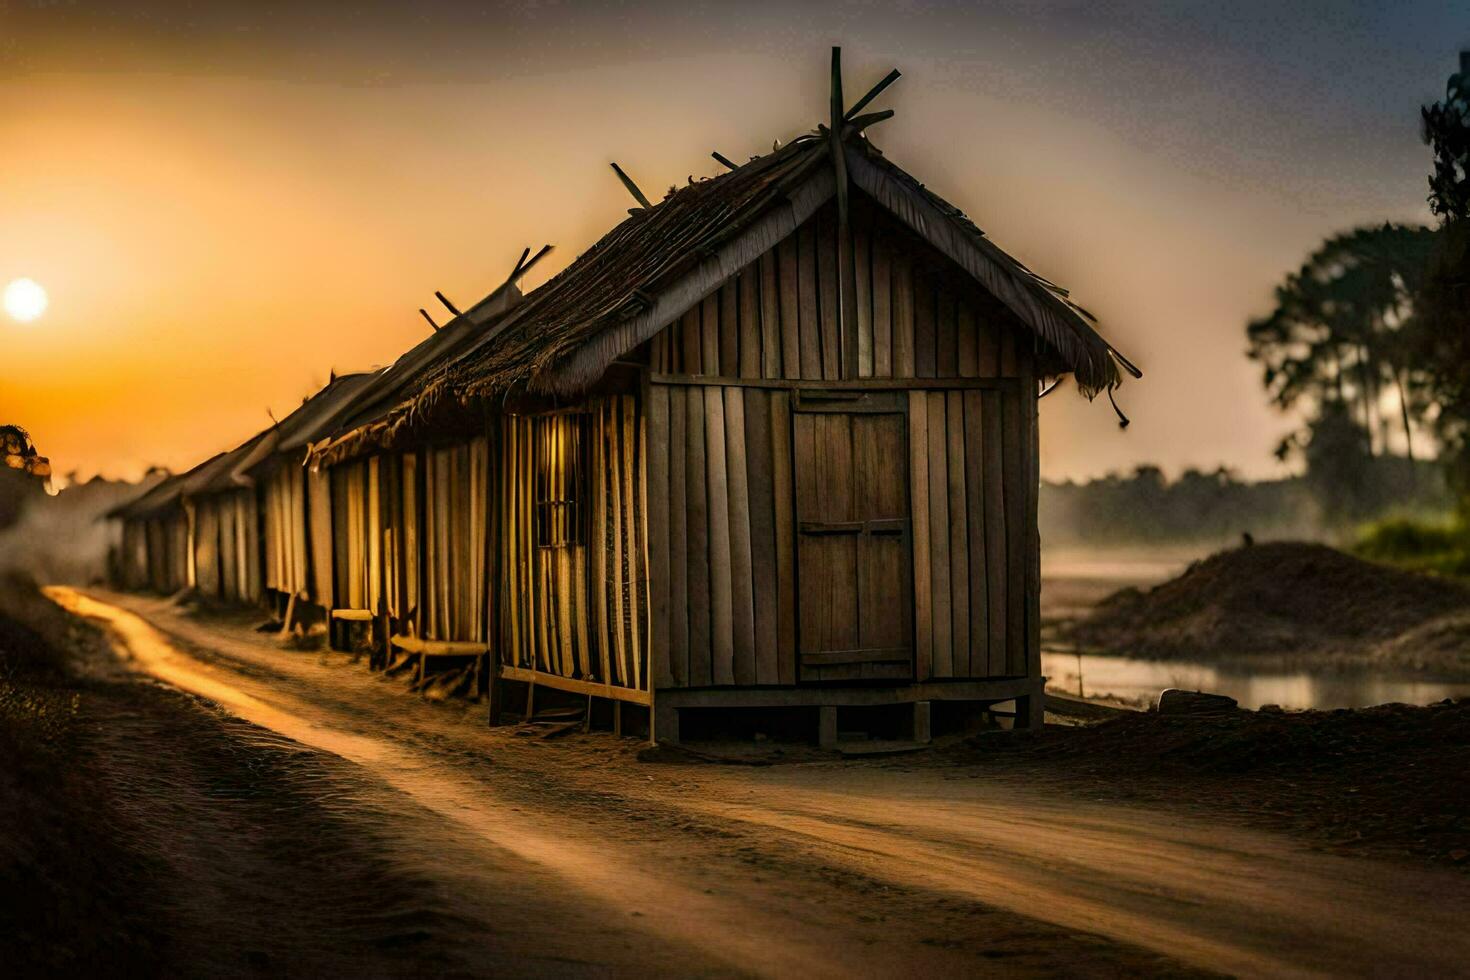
[485, 652, 504, 726]
[819, 705, 838, 749]
[375, 606, 390, 671]
[524, 679, 536, 723]
[279, 591, 298, 638]
[613, 700, 623, 738]
[913, 701, 932, 744]
[654, 701, 678, 746]
[1014, 691, 1045, 730]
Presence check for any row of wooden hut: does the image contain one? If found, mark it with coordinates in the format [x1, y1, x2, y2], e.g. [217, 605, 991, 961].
[109, 52, 1136, 744]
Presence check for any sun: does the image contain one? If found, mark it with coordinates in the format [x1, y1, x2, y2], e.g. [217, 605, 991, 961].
[4, 278, 48, 323]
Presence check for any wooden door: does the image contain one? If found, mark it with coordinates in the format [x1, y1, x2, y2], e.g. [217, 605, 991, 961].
[794, 406, 913, 682]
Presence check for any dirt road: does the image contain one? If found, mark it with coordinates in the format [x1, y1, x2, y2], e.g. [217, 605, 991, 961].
[46, 587, 1470, 977]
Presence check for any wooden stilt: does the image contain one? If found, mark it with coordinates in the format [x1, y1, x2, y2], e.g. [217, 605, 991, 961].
[819, 705, 838, 749]
[613, 700, 623, 738]
[279, 591, 298, 638]
[913, 700, 932, 744]
[1015, 691, 1045, 730]
[653, 702, 679, 746]
[375, 606, 390, 671]
[524, 679, 536, 723]
[486, 653, 503, 726]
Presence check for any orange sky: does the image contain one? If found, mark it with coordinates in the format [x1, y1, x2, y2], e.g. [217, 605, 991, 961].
[1, 3, 1459, 485]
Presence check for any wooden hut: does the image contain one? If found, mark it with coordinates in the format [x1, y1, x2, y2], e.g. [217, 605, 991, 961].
[316, 52, 1138, 744]
[110, 472, 191, 595]
[231, 371, 380, 625]
[174, 433, 269, 605]
[308, 254, 543, 672]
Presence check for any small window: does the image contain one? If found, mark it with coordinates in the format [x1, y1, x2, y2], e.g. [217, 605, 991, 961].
[534, 414, 588, 548]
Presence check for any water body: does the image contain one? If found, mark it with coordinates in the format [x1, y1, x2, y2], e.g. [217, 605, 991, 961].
[1042, 650, 1470, 711]
[1041, 545, 1470, 710]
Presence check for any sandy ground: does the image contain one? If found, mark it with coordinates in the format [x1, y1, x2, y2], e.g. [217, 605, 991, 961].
[35, 586, 1470, 978]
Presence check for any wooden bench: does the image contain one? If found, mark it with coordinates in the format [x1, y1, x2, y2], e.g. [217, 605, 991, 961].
[390, 634, 491, 687]
[328, 607, 375, 653]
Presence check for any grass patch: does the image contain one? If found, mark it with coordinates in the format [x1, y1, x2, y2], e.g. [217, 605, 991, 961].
[1354, 514, 1470, 578]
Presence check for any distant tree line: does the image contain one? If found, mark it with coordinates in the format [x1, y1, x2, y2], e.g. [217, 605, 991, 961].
[1041, 460, 1448, 547]
[1247, 53, 1470, 506]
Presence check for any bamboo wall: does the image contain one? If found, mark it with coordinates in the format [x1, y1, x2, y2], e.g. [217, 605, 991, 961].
[500, 395, 649, 691]
[331, 459, 379, 613]
[188, 490, 262, 604]
[423, 439, 490, 643]
[144, 513, 188, 594]
[192, 499, 221, 597]
[121, 520, 149, 590]
[263, 464, 309, 598]
[381, 453, 419, 626]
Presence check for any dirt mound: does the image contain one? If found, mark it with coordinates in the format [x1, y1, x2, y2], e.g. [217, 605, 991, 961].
[1060, 542, 1470, 670]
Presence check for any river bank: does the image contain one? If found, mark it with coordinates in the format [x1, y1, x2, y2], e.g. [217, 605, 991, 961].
[1049, 542, 1470, 681]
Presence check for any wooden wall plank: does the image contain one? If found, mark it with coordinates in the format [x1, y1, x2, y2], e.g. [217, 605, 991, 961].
[963, 389, 990, 676]
[702, 294, 720, 376]
[634, 395, 652, 690]
[926, 392, 952, 676]
[724, 387, 757, 685]
[817, 208, 840, 380]
[945, 390, 970, 677]
[704, 387, 734, 685]
[739, 268, 762, 379]
[648, 385, 672, 688]
[686, 389, 712, 685]
[681, 308, 702, 376]
[907, 392, 932, 681]
[1003, 393, 1025, 676]
[981, 389, 1008, 676]
[668, 390, 689, 686]
[720, 281, 739, 377]
[936, 288, 957, 379]
[854, 216, 873, 378]
[759, 252, 782, 380]
[793, 414, 819, 661]
[778, 237, 801, 380]
[743, 389, 780, 685]
[914, 273, 937, 379]
[978, 315, 1000, 377]
[797, 223, 821, 379]
[957, 304, 978, 379]
[872, 236, 892, 378]
[620, 402, 643, 687]
[770, 390, 798, 685]
[893, 254, 915, 376]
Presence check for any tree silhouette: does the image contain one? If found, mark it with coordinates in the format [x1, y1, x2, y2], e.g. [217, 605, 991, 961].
[1417, 52, 1470, 494]
[1422, 52, 1470, 221]
[1247, 224, 1436, 462]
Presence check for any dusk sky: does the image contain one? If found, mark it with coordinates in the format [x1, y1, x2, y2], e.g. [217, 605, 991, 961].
[3, 1, 1466, 484]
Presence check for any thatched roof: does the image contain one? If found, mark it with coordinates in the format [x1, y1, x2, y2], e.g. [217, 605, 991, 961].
[230, 370, 380, 478]
[108, 371, 379, 520]
[315, 130, 1135, 464]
